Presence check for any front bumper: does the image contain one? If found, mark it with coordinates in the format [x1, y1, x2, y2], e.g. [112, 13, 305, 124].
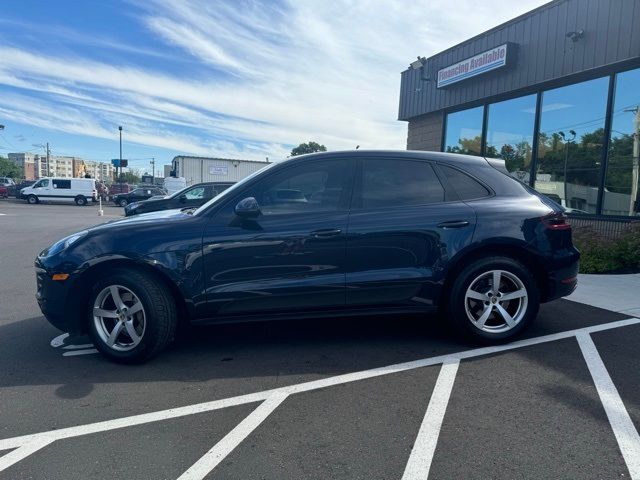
[35, 260, 83, 333]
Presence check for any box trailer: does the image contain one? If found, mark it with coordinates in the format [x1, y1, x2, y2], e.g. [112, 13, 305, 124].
[169, 156, 269, 186]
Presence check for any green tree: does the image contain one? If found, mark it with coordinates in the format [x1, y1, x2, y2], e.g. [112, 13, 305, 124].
[290, 141, 327, 157]
[0, 157, 21, 179]
[117, 169, 141, 184]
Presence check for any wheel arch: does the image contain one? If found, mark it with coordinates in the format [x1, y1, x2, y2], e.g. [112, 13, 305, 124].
[70, 259, 189, 333]
[440, 242, 550, 308]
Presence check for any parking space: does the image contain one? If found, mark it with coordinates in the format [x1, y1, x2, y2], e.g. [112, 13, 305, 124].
[1, 202, 639, 479]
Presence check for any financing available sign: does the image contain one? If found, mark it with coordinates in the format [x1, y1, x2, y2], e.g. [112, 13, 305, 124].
[437, 44, 510, 88]
[209, 165, 229, 176]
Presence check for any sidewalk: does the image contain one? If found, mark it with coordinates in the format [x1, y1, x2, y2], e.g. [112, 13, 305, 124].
[566, 273, 640, 317]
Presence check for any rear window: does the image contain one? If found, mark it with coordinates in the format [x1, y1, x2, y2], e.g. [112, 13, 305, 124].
[357, 159, 445, 209]
[439, 165, 491, 200]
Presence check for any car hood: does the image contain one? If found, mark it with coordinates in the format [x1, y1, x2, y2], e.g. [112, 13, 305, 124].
[90, 208, 191, 232]
[133, 197, 172, 208]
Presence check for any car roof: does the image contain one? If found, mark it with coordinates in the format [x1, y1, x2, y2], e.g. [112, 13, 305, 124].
[280, 149, 491, 166]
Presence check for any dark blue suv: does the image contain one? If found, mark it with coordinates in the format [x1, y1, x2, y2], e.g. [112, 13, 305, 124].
[35, 151, 579, 362]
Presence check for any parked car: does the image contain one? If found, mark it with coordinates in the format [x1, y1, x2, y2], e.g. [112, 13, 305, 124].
[0, 177, 15, 187]
[124, 182, 234, 216]
[21, 177, 97, 206]
[112, 187, 166, 207]
[0, 184, 7, 198]
[107, 183, 131, 201]
[35, 151, 579, 363]
[8, 180, 35, 198]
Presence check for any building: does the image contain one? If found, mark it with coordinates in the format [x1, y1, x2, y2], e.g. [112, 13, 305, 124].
[399, 0, 640, 218]
[7, 153, 36, 180]
[82, 160, 115, 182]
[170, 156, 269, 185]
[8, 152, 114, 181]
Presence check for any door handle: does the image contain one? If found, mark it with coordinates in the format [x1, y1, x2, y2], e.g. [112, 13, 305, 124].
[310, 228, 342, 238]
[437, 220, 470, 229]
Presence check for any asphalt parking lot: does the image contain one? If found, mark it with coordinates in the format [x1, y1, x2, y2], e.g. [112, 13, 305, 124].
[0, 200, 638, 479]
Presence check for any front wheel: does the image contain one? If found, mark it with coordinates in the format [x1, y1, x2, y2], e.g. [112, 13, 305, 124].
[27, 194, 38, 204]
[447, 256, 539, 343]
[87, 269, 177, 363]
[118, 199, 128, 207]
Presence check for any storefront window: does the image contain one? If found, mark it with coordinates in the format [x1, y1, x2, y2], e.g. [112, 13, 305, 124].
[602, 68, 640, 216]
[534, 77, 609, 214]
[444, 106, 483, 156]
[485, 94, 536, 183]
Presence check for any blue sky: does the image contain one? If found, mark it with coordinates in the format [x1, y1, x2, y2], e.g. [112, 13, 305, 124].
[0, 0, 546, 173]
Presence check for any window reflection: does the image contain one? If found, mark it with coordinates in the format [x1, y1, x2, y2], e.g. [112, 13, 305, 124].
[485, 95, 536, 182]
[603, 68, 640, 216]
[444, 106, 483, 155]
[534, 77, 609, 214]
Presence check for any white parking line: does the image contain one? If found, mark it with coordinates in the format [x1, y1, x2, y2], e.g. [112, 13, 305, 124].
[401, 358, 460, 480]
[62, 348, 99, 356]
[0, 317, 638, 475]
[0, 439, 53, 472]
[177, 393, 289, 480]
[50, 333, 99, 357]
[577, 332, 640, 479]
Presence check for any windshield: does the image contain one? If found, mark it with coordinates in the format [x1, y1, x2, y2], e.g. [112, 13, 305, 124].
[167, 185, 193, 199]
[193, 162, 278, 216]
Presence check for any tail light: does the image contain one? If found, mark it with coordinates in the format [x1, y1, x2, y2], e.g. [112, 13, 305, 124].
[542, 213, 571, 230]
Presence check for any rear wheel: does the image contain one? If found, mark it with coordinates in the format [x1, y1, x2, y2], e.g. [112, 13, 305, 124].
[75, 195, 87, 206]
[87, 269, 177, 363]
[119, 198, 128, 207]
[447, 256, 539, 343]
[27, 194, 38, 204]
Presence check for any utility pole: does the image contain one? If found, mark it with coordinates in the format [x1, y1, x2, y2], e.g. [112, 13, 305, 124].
[46, 142, 50, 177]
[150, 157, 155, 181]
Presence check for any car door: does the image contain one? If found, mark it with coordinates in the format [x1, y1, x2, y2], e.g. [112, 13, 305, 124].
[345, 157, 477, 308]
[201, 157, 355, 317]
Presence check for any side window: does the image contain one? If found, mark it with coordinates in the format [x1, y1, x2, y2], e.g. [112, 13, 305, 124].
[438, 165, 491, 200]
[357, 159, 444, 209]
[52, 179, 71, 189]
[40, 179, 49, 188]
[185, 187, 205, 200]
[246, 159, 350, 215]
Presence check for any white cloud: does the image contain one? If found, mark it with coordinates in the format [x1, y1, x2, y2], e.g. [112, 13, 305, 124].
[0, 0, 548, 160]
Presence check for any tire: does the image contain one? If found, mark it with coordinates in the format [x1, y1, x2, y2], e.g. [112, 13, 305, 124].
[119, 199, 128, 207]
[27, 194, 38, 204]
[447, 256, 539, 343]
[87, 269, 177, 363]
[75, 196, 87, 206]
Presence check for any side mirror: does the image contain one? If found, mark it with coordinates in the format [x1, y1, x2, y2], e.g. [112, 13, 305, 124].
[235, 197, 261, 218]
[179, 194, 187, 203]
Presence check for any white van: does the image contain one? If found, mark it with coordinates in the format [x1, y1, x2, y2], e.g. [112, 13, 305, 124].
[21, 177, 97, 206]
[163, 176, 187, 195]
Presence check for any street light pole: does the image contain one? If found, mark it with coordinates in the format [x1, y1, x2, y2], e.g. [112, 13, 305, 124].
[118, 126, 122, 189]
[151, 157, 155, 181]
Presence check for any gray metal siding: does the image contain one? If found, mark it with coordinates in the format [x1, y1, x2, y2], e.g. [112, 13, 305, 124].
[399, 0, 640, 120]
[175, 157, 268, 185]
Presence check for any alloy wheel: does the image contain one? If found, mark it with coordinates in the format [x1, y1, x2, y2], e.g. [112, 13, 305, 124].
[93, 285, 146, 351]
[464, 269, 528, 333]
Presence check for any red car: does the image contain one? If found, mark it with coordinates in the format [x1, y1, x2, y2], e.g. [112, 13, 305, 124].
[0, 185, 8, 198]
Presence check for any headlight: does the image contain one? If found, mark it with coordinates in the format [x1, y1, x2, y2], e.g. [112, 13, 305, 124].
[40, 230, 88, 257]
